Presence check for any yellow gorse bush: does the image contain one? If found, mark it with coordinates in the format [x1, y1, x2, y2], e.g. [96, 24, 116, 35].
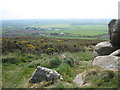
[26, 44, 33, 47]
[56, 40, 63, 42]
[16, 41, 28, 44]
[46, 48, 54, 51]
[40, 43, 47, 48]
[40, 39, 44, 42]
[26, 44, 36, 49]
[29, 46, 36, 49]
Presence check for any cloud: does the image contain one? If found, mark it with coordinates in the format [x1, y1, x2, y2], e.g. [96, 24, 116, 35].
[1, 0, 119, 20]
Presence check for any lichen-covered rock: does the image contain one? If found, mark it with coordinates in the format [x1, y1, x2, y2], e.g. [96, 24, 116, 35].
[29, 66, 63, 83]
[93, 56, 120, 71]
[93, 42, 119, 57]
[108, 19, 120, 45]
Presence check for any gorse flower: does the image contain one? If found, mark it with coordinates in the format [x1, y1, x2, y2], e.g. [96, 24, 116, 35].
[17, 41, 28, 44]
[40, 43, 47, 48]
[26, 44, 36, 49]
[45, 48, 55, 54]
[26, 44, 33, 47]
[56, 40, 63, 42]
[46, 48, 54, 51]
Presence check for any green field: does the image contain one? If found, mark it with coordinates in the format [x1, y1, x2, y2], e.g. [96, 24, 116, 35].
[2, 19, 110, 39]
[45, 25, 107, 36]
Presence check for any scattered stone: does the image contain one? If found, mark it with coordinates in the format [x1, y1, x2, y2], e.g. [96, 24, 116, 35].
[61, 54, 67, 59]
[93, 41, 118, 57]
[82, 83, 92, 87]
[93, 56, 120, 71]
[73, 69, 98, 86]
[73, 73, 84, 86]
[109, 49, 120, 56]
[29, 66, 63, 83]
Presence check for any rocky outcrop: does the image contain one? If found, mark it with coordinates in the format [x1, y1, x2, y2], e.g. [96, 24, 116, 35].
[29, 66, 63, 83]
[93, 56, 120, 71]
[93, 42, 119, 57]
[108, 19, 120, 45]
[74, 19, 120, 87]
[93, 19, 120, 71]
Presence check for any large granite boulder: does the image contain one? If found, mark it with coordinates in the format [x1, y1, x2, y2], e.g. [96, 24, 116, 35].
[29, 66, 63, 83]
[93, 19, 120, 71]
[93, 41, 119, 57]
[93, 56, 120, 71]
[108, 19, 120, 45]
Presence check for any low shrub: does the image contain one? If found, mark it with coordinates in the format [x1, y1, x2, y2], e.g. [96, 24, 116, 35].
[64, 57, 76, 67]
[84, 69, 118, 88]
[2, 52, 37, 64]
[49, 57, 62, 68]
[2, 56, 19, 64]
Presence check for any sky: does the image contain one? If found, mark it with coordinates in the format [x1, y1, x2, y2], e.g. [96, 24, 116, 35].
[0, 0, 119, 20]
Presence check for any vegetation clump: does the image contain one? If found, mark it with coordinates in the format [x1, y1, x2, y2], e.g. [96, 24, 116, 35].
[2, 37, 118, 88]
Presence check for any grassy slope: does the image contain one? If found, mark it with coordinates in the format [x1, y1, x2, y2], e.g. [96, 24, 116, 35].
[2, 37, 119, 88]
[2, 52, 119, 88]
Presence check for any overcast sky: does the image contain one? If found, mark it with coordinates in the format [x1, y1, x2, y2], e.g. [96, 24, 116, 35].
[0, 0, 119, 20]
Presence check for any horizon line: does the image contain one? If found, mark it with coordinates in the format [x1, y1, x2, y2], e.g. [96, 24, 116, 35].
[1, 18, 114, 21]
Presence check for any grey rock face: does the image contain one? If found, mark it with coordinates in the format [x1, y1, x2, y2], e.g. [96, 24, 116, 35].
[93, 42, 119, 57]
[93, 19, 120, 71]
[108, 19, 120, 45]
[73, 69, 97, 86]
[29, 66, 63, 83]
[93, 56, 120, 71]
[109, 49, 120, 56]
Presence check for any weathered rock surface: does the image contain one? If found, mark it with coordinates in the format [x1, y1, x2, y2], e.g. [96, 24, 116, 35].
[73, 73, 84, 86]
[93, 41, 119, 57]
[73, 69, 97, 86]
[93, 19, 120, 71]
[93, 56, 120, 71]
[109, 49, 120, 56]
[29, 66, 63, 83]
[108, 19, 120, 45]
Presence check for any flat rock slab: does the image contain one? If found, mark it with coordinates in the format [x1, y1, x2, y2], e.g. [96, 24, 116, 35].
[93, 56, 120, 71]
